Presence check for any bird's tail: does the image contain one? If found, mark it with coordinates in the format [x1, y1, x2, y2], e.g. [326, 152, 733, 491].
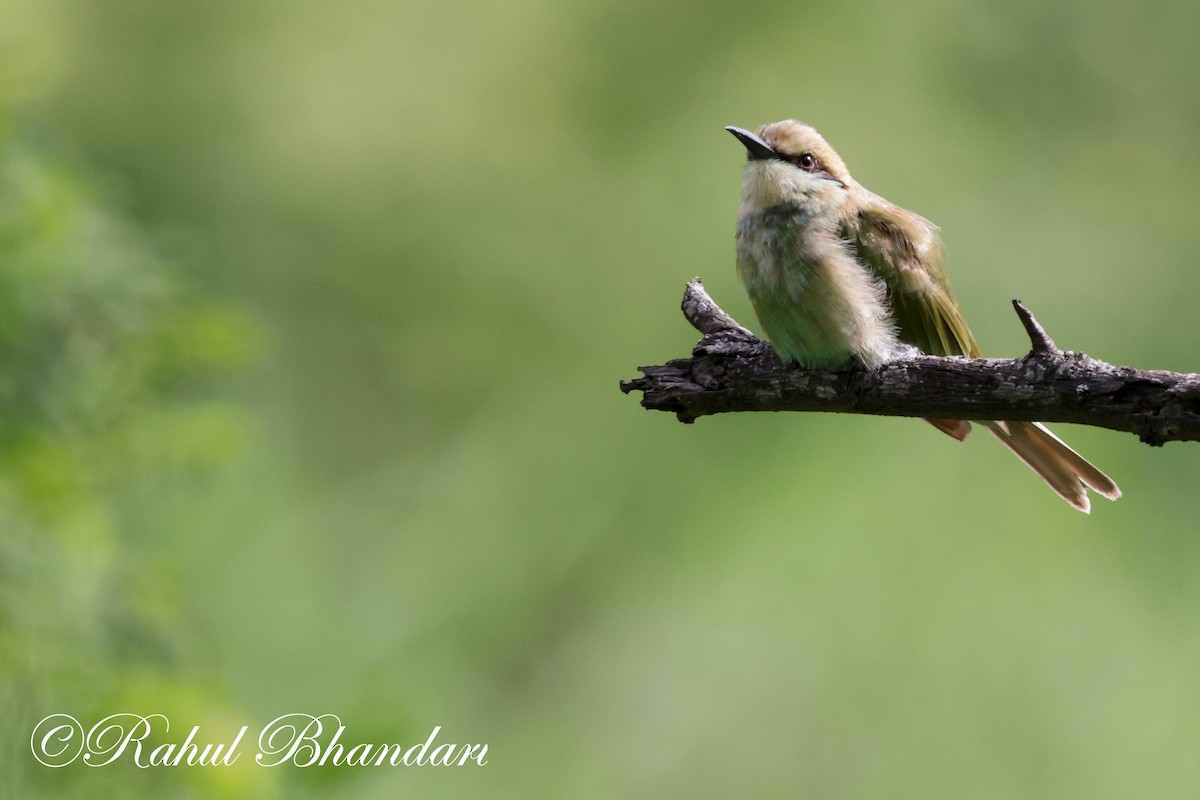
[980, 420, 1121, 513]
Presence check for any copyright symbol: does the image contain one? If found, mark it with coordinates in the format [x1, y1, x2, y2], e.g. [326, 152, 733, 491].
[30, 714, 84, 767]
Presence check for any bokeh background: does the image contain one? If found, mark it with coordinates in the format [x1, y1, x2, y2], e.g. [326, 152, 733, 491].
[3, 0, 1200, 797]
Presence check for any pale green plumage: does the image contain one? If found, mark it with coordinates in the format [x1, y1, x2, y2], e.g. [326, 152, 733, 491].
[729, 119, 1121, 512]
[736, 204, 898, 369]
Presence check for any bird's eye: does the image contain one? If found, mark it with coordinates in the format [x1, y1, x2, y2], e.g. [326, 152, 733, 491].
[796, 153, 818, 172]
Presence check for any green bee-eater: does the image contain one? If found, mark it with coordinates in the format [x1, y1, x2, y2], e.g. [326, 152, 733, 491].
[727, 120, 1120, 512]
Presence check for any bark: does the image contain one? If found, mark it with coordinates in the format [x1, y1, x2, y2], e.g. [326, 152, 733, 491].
[620, 278, 1200, 445]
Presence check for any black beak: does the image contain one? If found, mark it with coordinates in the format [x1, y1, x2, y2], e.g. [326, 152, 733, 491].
[725, 126, 776, 161]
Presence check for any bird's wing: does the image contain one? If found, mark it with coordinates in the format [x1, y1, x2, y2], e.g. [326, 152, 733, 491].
[842, 195, 980, 358]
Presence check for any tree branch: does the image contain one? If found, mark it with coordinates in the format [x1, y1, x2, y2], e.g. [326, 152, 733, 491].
[620, 278, 1200, 446]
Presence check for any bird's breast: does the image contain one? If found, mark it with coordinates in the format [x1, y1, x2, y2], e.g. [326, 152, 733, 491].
[735, 205, 828, 297]
[734, 205, 899, 368]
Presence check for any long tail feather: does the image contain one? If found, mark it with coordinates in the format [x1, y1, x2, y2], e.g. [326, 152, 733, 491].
[981, 420, 1121, 513]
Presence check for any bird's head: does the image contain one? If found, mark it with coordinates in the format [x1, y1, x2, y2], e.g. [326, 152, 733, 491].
[726, 120, 852, 215]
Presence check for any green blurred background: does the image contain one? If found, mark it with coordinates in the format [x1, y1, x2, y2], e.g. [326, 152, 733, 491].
[3, 0, 1200, 797]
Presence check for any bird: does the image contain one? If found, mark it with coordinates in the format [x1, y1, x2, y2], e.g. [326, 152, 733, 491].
[726, 119, 1120, 512]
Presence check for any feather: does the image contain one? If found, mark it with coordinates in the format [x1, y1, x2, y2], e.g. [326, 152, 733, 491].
[841, 196, 978, 358]
[982, 421, 1122, 512]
